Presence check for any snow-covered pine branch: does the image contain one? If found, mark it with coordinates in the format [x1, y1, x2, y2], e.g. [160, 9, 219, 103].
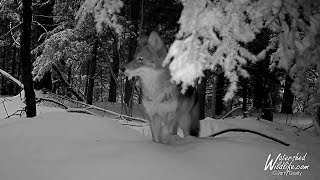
[164, 0, 258, 100]
[268, 0, 320, 114]
[75, 0, 123, 34]
[165, 0, 320, 103]
[32, 29, 91, 81]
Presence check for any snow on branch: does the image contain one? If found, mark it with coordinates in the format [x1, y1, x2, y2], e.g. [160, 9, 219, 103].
[0, 69, 23, 89]
[274, 0, 320, 117]
[32, 29, 91, 81]
[165, 0, 320, 102]
[164, 0, 258, 99]
[76, 0, 123, 34]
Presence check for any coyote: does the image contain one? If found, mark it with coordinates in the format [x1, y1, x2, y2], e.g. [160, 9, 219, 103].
[121, 31, 200, 144]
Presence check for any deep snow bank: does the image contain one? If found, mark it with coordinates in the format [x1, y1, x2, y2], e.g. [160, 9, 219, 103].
[0, 112, 319, 180]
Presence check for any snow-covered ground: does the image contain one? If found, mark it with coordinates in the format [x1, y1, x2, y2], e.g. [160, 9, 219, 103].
[1, 94, 320, 180]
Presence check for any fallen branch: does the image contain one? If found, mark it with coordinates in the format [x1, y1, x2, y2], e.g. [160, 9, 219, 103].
[66, 108, 98, 116]
[42, 93, 148, 123]
[36, 97, 99, 116]
[209, 128, 290, 146]
[36, 97, 68, 109]
[121, 123, 146, 127]
[298, 124, 314, 132]
[118, 114, 147, 123]
[222, 106, 243, 119]
[85, 105, 147, 123]
[0, 69, 23, 89]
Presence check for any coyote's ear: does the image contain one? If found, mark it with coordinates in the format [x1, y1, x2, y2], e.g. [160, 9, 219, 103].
[148, 31, 164, 51]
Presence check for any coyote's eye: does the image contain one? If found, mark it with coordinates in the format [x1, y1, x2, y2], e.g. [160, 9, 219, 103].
[137, 57, 143, 62]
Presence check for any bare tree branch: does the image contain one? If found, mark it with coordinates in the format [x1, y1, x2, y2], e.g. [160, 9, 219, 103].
[10, 23, 20, 47]
[0, 22, 22, 38]
[52, 63, 84, 101]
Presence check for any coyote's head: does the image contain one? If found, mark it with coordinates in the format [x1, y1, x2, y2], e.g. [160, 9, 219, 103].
[121, 31, 168, 79]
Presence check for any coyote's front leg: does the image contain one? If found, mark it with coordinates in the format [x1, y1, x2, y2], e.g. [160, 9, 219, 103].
[149, 113, 181, 144]
[149, 114, 162, 143]
[159, 113, 181, 144]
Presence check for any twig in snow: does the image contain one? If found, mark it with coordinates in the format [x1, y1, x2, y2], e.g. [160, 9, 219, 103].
[298, 125, 314, 132]
[2, 101, 9, 117]
[222, 106, 244, 119]
[66, 108, 98, 116]
[121, 123, 146, 127]
[5, 109, 25, 119]
[209, 128, 290, 146]
[36, 97, 68, 109]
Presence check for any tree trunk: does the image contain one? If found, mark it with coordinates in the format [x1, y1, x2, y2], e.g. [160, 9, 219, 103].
[281, 74, 294, 114]
[17, 55, 21, 85]
[1, 46, 7, 95]
[66, 65, 72, 98]
[108, 35, 119, 102]
[8, 46, 17, 94]
[197, 74, 207, 120]
[86, 38, 98, 105]
[216, 72, 225, 115]
[123, 39, 134, 107]
[100, 68, 103, 101]
[242, 78, 248, 111]
[261, 81, 273, 121]
[253, 76, 264, 110]
[85, 59, 90, 96]
[227, 99, 232, 113]
[211, 75, 217, 118]
[21, 0, 36, 117]
[124, 78, 133, 105]
[67, 65, 72, 84]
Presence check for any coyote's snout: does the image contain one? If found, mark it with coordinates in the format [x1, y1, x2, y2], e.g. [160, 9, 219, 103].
[121, 31, 200, 144]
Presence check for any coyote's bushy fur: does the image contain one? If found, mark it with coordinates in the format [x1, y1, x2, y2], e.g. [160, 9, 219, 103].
[122, 32, 200, 144]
